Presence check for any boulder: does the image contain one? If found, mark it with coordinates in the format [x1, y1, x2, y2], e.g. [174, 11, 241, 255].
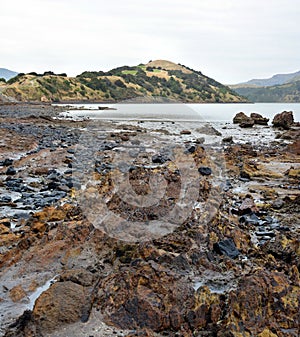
[233, 112, 249, 124]
[213, 238, 240, 259]
[250, 112, 269, 125]
[233, 112, 255, 128]
[33, 281, 88, 332]
[239, 116, 255, 128]
[272, 110, 294, 129]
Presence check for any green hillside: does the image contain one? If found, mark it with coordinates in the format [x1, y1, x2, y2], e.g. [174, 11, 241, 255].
[0, 61, 246, 103]
[233, 80, 300, 103]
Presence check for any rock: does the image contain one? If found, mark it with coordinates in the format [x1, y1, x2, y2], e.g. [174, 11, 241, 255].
[239, 213, 261, 225]
[287, 139, 300, 155]
[250, 112, 269, 125]
[6, 166, 17, 175]
[280, 128, 300, 140]
[272, 110, 294, 129]
[239, 116, 255, 128]
[222, 136, 233, 143]
[198, 167, 212, 176]
[0, 223, 11, 235]
[239, 196, 258, 215]
[33, 281, 88, 332]
[272, 198, 284, 209]
[224, 271, 299, 336]
[186, 145, 196, 153]
[2, 158, 14, 166]
[233, 112, 249, 124]
[180, 130, 191, 135]
[152, 154, 169, 164]
[213, 238, 240, 259]
[59, 269, 95, 287]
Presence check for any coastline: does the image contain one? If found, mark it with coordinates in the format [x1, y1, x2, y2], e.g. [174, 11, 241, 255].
[0, 103, 299, 337]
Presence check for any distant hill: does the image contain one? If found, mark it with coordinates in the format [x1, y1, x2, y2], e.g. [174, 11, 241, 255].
[234, 70, 300, 87]
[0, 68, 18, 81]
[233, 80, 300, 103]
[0, 60, 247, 103]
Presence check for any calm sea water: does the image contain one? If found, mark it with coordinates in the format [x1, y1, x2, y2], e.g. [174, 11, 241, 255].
[59, 103, 300, 122]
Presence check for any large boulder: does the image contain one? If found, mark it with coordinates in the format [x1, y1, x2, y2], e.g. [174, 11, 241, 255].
[272, 110, 294, 129]
[233, 112, 249, 124]
[239, 116, 255, 128]
[233, 112, 255, 128]
[250, 112, 269, 125]
[32, 281, 88, 332]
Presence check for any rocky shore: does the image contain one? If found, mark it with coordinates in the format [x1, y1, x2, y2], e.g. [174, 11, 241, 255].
[0, 103, 299, 337]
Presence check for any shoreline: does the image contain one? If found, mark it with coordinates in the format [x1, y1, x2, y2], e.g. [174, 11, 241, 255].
[0, 103, 299, 337]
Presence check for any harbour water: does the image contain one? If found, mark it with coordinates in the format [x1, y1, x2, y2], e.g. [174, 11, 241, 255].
[58, 102, 300, 122]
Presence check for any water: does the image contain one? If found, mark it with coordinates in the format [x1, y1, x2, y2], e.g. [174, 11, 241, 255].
[58, 103, 300, 122]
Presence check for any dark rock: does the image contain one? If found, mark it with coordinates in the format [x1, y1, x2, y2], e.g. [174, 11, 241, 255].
[240, 171, 251, 180]
[6, 166, 17, 175]
[239, 117, 255, 128]
[152, 154, 169, 164]
[250, 113, 269, 125]
[213, 238, 240, 259]
[2, 158, 14, 167]
[198, 167, 212, 176]
[186, 145, 196, 153]
[233, 112, 248, 124]
[272, 111, 294, 129]
[0, 195, 12, 203]
[222, 136, 233, 143]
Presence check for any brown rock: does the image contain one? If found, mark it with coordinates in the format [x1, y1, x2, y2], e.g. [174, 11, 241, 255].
[250, 112, 269, 125]
[180, 130, 191, 135]
[233, 112, 249, 124]
[272, 110, 294, 129]
[0, 223, 10, 235]
[287, 139, 300, 155]
[239, 117, 255, 128]
[33, 281, 88, 332]
[224, 271, 300, 336]
[59, 269, 95, 286]
[30, 221, 47, 233]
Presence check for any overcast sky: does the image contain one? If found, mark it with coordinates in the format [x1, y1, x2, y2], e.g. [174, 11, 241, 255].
[1, 0, 299, 83]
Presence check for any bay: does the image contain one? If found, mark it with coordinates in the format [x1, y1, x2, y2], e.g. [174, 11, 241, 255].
[59, 103, 300, 122]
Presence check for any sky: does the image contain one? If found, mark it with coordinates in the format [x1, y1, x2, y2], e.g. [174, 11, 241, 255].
[0, 0, 299, 84]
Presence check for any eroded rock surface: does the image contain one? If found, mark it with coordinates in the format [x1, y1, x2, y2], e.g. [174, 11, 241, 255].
[0, 103, 299, 337]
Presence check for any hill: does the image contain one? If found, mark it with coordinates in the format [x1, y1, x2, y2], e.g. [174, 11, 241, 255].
[233, 80, 300, 102]
[0, 68, 18, 81]
[235, 70, 300, 87]
[0, 61, 246, 103]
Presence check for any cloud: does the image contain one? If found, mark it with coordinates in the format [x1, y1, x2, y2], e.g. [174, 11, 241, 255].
[0, 0, 299, 82]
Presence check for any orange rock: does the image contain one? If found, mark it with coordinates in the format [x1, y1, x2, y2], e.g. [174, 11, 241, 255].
[33, 281, 88, 332]
[31, 221, 47, 233]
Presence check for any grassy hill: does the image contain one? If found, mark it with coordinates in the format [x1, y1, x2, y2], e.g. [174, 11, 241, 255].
[232, 80, 300, 103]
[0, 60, 247, 103]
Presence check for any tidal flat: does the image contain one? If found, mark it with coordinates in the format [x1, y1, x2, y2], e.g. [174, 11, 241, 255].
[0, 103, 299, 337]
